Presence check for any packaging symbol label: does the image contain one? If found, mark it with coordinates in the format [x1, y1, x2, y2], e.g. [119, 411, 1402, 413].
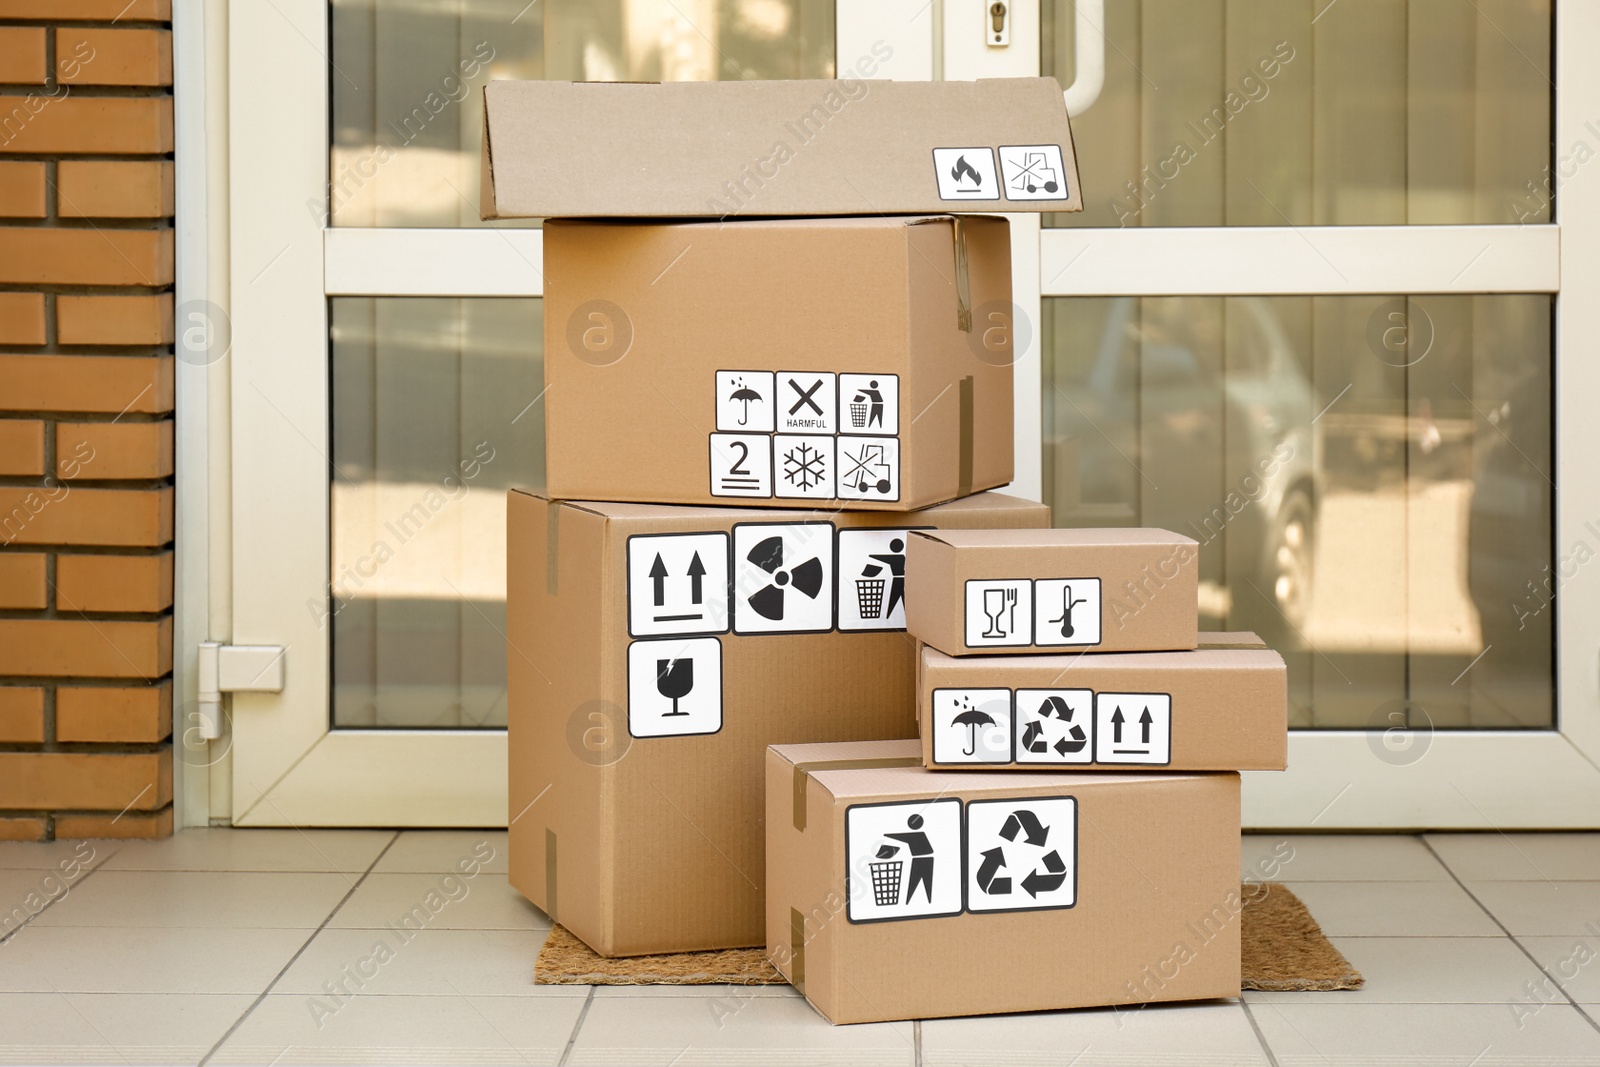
[965, 797, 1077, 913]
[627, 637, 722, 738]
[931, 688, 1012, 765]
[1093, 692, 1172, 765]
[732, 522, 835, 634]
[626, 532, 730, 638]
[845, 798, 964, 923]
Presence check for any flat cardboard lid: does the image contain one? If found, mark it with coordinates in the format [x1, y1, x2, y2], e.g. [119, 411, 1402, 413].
[911, 527, 1198, 550]
[509, 488, 1048, 522]
[481, 77, 1082, 219]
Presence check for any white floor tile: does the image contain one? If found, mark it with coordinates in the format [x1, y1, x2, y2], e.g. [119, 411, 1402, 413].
[922, 1001, 1269, 1066]
[1246, 935, 1548, 1004]
[1282, 880, 1502, 936]
[0, 992, 252, 1066]
[1242, 834, 1448, 882]
[1520, 936, 1600, 1005]
[29, 871, 353, 929]
[0, 839, 108, 871]
[372, 831, 509, 875]
[328, 872, 548, 931]
[275, 928, 578, 997]
[566, 992, 915, 1066]
[208, 992, 585, 1066]
[100, 828, 394, 874]
[1426, 833, 1600, 882]
[1468, 881, 1600, 936]
[0, 924, 312, 994]
[0, 868, 93, 940]
[1249, 1001, 1600, 1066]
[594, 983, 801, 998]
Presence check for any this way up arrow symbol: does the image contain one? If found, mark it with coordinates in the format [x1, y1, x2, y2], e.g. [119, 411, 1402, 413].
[1140, 706, 1153, 744]
[649, 554, 668, 607]
[687, 551, 706, 604]
[1111, 706, 1124, 743]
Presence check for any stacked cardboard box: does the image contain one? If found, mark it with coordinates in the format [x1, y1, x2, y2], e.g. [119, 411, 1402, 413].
[486, 78, 1084, 957]
[762, 531, 1288, 1022]
[487, 74, 1287, 1026]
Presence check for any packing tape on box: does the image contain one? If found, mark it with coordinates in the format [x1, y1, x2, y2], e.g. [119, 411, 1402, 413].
[791, 757, 921, 832]
[953, 216, 972, 333]
[545, 829, 558, 923]
[789, 907, 807, 994]
[958, 375, 974, 498]
[545, 506, 561, 596]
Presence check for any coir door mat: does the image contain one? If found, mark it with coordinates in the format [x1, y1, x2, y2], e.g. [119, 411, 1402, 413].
[534, 882, 1363, 991]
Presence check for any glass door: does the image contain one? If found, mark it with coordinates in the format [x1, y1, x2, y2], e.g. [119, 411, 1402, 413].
[1019, 0, 1600, 826]
[224, 0, 929, 825]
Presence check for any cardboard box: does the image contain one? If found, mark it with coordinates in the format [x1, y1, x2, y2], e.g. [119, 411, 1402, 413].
[904, 528, 1200, 655]
[917, 635, 1288, 771]
[481, 78, 1082, 219]
[507, 489, 1050, 956]
[543, 214, 1015, 512]
[767, 739, 1241, 1024]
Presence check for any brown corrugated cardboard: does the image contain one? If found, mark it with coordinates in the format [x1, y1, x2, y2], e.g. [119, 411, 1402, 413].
[544, 215, 1015, 511]
[904, 528, 1200, 655]
[917, 639, 1287, 771]
[506, 489, 1050, 957]
[767, 739, 1241, 1024]
[481, 78, 1082, 219]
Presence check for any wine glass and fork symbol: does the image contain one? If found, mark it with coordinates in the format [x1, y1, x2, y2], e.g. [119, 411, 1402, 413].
[980, 587, 1018, 639]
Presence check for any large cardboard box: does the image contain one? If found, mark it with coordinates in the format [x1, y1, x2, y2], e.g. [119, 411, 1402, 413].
[917, 634, 1288, 771]
[904, 528, 1200, 655]
[542, 215, 1014, 511]
[507, 489, 1050, 956]
[481, 78, 1082, 219]
[767, 739, 1242, 1024]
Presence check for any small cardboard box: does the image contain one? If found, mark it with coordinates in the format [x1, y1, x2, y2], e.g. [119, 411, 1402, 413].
[480, 78, 1082, 219]
[917, 634, 1288, 771]
[507, 489, 1050, 956]
[542, 215, 1014, 511]
[904, 528, 1200, 655]
[767, 739, 1241, 1024]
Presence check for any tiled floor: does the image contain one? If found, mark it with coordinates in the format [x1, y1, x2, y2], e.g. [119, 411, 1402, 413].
[1, 830, 1599, 1065]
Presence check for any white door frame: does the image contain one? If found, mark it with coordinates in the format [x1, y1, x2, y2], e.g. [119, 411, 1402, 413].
[205, 0, 1600, 828]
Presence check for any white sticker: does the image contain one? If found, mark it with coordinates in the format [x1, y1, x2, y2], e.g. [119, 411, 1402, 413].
[836, 528, 916, 631]
[931, 688, 1012, 765]
[732, 522, 835, 634]
[1014, 689, 1093, 765]
[998, 145, 1071, 201]
[709, 433, 772, 498]
[627, 637, 722, 738]
[626, 533, 730, 638]
[846, 798, 963, 923]
[1094, 692, 1172, 765]
[966, 797, 1077, 913]
[933, 147, 1000, 201]
[837, 436, 900, 502]
[774, 435, 835, 499]
[776, 371, 837, 434]
[715, 370, 775, 432]
[838, 373, 899, 436]
[963, 579, 1032, 647]
[1033, 578, 1102, 648]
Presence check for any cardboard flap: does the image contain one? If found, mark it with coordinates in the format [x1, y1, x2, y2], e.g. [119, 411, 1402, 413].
[482, 77, 1081, 219]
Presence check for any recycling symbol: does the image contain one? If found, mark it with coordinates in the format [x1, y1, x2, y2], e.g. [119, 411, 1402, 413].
[1022, 694, 1088, 758]
[972, 808, 1069, 899]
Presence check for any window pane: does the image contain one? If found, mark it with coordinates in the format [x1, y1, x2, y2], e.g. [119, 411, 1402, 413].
[329, 298, 544, 729]
[1042, 294, 1553, 730]
[1042, 0, 1552, 227]
[330, 0, 836, 227]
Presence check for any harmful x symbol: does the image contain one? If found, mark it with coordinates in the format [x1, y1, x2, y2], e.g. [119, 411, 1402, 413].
[788, 378, 824, 416]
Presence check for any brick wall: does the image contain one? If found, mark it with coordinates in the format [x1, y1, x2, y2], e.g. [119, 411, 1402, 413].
[0, 0, 176, 842]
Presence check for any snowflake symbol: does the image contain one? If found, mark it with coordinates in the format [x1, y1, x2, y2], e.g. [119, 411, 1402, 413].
[782, 442, 828, 491]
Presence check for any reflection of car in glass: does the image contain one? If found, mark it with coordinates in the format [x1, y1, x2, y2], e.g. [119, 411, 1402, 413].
[1057, 297, 1320, 638]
